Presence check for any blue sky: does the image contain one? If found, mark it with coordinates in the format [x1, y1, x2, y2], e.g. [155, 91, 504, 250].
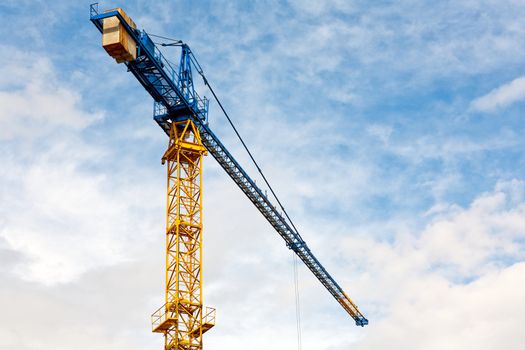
[1, 1, 524, 349]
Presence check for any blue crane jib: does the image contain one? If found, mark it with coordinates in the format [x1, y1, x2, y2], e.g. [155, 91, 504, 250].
[89, 3, 368, 327]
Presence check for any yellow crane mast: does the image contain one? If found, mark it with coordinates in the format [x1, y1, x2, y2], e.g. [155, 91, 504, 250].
[151, 120, 215, 350]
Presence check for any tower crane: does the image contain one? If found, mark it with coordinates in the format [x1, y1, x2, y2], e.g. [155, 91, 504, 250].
[89, 4, 368, 350]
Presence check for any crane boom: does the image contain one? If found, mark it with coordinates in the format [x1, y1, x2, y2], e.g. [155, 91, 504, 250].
[90, 3, 368, 327]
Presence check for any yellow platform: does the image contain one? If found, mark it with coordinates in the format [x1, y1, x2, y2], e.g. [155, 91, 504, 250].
[189, 322, 215, 338]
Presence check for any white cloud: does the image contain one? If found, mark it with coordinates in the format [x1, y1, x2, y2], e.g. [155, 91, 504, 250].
[0, 49, 160, 285]
[366, 124, 393, 144]
[387, 131, 516, 163]
[0, 138, 163, 284]
[471, 76, 525, 112]
[357, 262, 525, 350]
[325, 181, 525, 350]
[419, 181, 525, 277]
[0, 49, 104, 140]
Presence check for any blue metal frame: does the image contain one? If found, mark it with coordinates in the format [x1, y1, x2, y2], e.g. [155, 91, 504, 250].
[90, 3, 367, 327]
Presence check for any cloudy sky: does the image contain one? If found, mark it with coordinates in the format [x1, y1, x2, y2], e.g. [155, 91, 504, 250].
[1, 1, 525, 349]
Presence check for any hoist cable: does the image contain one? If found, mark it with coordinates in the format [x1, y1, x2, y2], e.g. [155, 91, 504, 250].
[293, 253, 303, 350]
[147, 33, 182, 43]
[198, 72, 304, 243]
[191, 51, 306, 346]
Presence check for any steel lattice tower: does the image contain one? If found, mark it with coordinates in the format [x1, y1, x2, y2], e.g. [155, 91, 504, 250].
[152, 119, 215, 350]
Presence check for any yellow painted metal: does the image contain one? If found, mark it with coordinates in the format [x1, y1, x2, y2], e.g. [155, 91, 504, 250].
[152, 119, 215, 350]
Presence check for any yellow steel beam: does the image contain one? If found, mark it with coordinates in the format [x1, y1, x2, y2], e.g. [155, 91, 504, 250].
[152, 119, 215, 350]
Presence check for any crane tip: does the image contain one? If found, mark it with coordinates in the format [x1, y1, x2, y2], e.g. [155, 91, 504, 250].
[356, 318, 369, 327]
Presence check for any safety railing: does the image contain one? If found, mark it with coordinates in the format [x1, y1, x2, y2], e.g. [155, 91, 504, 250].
[203, 306, 216, 325]
[151, 303, 171, 331]
[90, 3, 99, 17]
[146, 36, 208, 120]
[151, 303, 216, 332]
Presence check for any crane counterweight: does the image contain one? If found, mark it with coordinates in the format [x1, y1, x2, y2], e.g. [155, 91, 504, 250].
[101, 7, 137, 63]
